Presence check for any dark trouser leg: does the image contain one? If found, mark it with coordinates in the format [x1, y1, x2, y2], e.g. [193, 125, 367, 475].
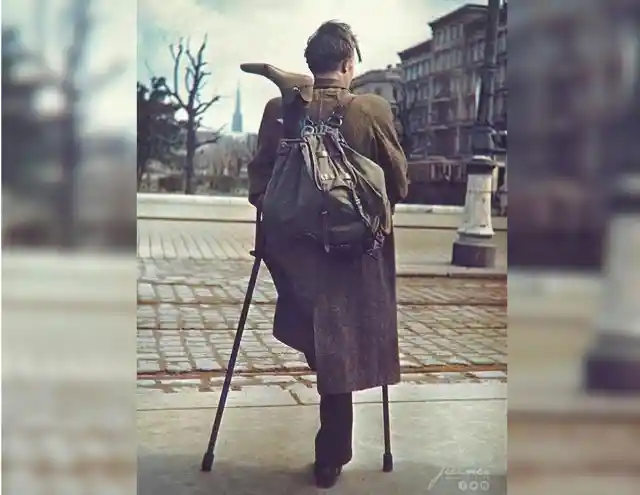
[315, 393, 353, 467]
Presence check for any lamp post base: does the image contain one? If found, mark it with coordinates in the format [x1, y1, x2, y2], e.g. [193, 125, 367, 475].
[451, 239, 496, 268]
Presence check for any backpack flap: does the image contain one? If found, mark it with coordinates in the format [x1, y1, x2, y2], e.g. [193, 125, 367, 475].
[261, 93, 392, 256]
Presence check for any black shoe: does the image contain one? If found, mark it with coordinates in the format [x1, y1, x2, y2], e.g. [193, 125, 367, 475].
[313, 462, 343, 489]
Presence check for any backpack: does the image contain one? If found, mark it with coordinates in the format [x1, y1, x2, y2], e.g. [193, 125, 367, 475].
[261, 94, 392, 257]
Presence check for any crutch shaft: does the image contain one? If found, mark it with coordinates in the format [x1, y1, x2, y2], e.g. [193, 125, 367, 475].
[382, 385, 393, 472]
[201, 210, 263, 472]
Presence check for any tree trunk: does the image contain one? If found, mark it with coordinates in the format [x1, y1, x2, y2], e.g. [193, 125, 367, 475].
[59, 109, 78, 248]
[184, 120, 195, 194]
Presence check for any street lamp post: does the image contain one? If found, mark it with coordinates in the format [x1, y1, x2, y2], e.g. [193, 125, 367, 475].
[451, 0, 504, 267]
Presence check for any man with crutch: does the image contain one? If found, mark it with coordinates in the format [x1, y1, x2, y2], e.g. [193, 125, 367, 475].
[202, 21, 408, 489]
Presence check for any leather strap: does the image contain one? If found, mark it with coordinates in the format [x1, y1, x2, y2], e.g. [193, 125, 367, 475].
[305, 90, 356, 127]
[331, 92, 356, 119]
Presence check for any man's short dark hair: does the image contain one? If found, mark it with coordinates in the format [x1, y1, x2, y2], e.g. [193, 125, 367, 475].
[304, 20, 362, 75]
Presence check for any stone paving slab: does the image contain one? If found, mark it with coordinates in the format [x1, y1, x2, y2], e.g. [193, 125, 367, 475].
[137, 371, 508, 400]
[137, 219, 507, 274]
[137, 379, 508, 410]
[138, 396, 506, 495]
[136, 308, 506, 374]
[137, 258, 506, 375]
[138, 259, 507, 305]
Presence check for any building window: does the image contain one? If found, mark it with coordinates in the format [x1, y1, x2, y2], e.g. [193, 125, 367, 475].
[498, 31, 507, 52]
[475, 43, 483, 61]
[494, 95, 504, 117]
[468, 102, 475, 120]
[434, 80, 442, 97]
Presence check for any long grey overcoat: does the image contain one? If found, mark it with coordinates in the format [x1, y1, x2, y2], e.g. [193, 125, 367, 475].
[247, 77, 409, 395]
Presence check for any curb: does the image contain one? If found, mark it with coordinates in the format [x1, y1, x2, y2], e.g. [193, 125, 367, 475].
[136, 193, 508, 231]
[137, 193, 468, 214]
[136, 215, 508, 232]
[397, 270, 507, 280]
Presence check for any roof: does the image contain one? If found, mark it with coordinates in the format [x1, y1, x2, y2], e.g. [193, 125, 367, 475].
[465, 2, 508, 32]
[398, 39, 432, 61]
[352, 67, 401, 87]
[428, 3, 487, 28]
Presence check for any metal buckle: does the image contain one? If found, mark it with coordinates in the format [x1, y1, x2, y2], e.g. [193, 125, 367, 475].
[326, 115, 343, 127]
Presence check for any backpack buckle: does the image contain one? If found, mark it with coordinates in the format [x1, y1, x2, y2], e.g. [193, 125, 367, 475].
[326, 114, 343, 128]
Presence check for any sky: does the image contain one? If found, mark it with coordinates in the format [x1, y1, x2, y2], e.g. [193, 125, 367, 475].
[3, 0, 137, 135]
[138, 0, 469, 134]
[3, 0, 468, 135]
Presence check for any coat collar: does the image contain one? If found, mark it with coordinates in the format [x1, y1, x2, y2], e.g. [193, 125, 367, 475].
[313, 77, 349, 90]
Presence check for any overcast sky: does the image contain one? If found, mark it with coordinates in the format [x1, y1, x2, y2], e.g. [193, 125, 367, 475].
[139, 0, 468, 134]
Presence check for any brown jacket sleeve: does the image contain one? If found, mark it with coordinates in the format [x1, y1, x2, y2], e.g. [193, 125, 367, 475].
[362, 95, 409, 206]
[247, 97, 282, 206]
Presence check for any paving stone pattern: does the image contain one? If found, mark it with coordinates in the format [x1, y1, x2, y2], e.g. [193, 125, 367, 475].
[137, 370, 508, 395]
[137, 259, 506, 376]
[137, 219, 508, 269]
[138, 259, 507, 306]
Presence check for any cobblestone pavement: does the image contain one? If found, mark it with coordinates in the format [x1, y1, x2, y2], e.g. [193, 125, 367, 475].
[137, 219, 507, 269]
[138, 258, 506, 377]
[137, 370, 507, 395]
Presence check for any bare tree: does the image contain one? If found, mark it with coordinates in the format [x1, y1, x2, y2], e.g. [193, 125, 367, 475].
[392, 81, 419, 157]
[158, 36, 222, 194]
[57, 0, 124, 247]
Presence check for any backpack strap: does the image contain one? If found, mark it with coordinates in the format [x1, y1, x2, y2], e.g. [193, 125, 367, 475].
[326, 92, 356, 128]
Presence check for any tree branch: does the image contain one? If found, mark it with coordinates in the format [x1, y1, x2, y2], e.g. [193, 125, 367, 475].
[194, 95, 220, 116]
[168, 41, 186, 108]
[195, 137, 220, 149]
[61, 0, 90, 95]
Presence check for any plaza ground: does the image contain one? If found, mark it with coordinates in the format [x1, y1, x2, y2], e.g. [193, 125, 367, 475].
[137, 217, 507, 493]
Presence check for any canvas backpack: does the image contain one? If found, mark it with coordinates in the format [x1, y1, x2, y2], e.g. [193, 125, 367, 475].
[261, 94, 392, 257]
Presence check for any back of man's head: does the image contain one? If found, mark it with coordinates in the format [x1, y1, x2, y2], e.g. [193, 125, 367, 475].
[304, 20, 362, 76]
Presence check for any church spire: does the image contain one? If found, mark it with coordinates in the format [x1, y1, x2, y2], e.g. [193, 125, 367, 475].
[231, 82, 243, 133]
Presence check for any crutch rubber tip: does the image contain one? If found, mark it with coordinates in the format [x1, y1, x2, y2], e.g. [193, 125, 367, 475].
[382, 453, 393, 473]
[201, 451, 214, 472]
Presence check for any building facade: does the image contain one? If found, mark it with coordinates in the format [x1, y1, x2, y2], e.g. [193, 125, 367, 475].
[398, 2, 508, 158]
[397, 39, 434, 157]
[350, 65, 401, 104]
